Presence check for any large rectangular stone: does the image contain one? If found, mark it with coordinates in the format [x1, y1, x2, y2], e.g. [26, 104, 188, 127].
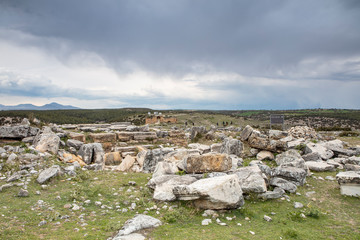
[88, 133, 116, 143]
[186, 153, 232, 173]
[116, 132, 157, 142]
[133, 132, 157, 141]
[69, 132, 85, 142]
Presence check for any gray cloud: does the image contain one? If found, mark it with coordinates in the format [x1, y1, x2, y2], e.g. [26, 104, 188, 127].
[0, 0, 359, 109]
[1, 1, 360, 76]
[0, 70, 95, 99]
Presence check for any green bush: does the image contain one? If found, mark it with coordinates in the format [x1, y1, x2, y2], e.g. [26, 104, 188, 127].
[306, 208, 321, 219]
[163, 208, 188, 224]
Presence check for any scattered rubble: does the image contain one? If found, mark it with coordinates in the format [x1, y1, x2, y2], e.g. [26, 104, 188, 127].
[0, 117, 359, 239]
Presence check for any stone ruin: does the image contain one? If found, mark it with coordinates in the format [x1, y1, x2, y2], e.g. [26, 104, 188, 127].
[1, 118, 359, 201]
[1, 118, 360, 238]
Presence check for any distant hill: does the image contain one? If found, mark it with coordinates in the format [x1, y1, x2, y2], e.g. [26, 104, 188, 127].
[0, 102, 80, 110]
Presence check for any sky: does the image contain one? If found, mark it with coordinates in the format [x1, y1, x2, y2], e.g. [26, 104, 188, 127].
[0, 0, 359, 110]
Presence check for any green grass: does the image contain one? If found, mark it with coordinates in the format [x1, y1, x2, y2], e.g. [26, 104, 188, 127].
[339, 136, 360, 146]
[151, 171, 360, 240]
[0, 170, 152, 240]
[1, 168, 359, 240]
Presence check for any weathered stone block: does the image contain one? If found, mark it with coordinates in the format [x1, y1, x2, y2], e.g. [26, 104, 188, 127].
[186, 153, 232, 173]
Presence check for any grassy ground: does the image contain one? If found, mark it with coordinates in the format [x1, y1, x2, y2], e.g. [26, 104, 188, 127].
[1, 166, 359, 240]
[339, 136, 360, 146]
[149, 112, 264, 130]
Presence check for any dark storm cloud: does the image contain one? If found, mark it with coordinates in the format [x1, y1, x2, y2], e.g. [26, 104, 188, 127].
[1, 0, 360, 78]
[0, 0, 360, 109]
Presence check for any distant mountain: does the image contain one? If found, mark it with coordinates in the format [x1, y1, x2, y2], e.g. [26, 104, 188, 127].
[0, 102, 80, 110]
[41, 102, 79, 110]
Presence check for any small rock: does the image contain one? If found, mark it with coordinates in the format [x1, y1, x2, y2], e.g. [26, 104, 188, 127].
[294, 202, 304, 209]
[325, 176, 335, 181]
[128, 181, 136, 186]
[202, 219, 212, 225]
[264, 215, 272, 222]
[38, 220, 47, 226]
[18, 188, 29, 197]
[7, 153, 17, 164]
[202, 209, 216, 217]
[64, 204, 72, 209]
[72, 204, 80, 211]
[37, 165, 62, 184]
[305, 191, 316, 197]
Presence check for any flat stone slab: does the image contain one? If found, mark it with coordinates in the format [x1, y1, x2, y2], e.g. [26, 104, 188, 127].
[152, 175, 197, 201]
[336, 171, 360, 197]
[88, 133, 116, 143]
[270, 177, 297, 193]
[336, 171, 360, 184]
[305, 143, 334, 160]
[258, 187, 285, 200]
[305, 161, 335, 172]
[113, 233, 145, 240]
[186, 153, 232, 173]
[113, 214, 162, 237]
[0, 125, 39, 139]
[173, 174, 244, 209]
[37, 165, 62, 184]
[339, 184, 360, 197]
